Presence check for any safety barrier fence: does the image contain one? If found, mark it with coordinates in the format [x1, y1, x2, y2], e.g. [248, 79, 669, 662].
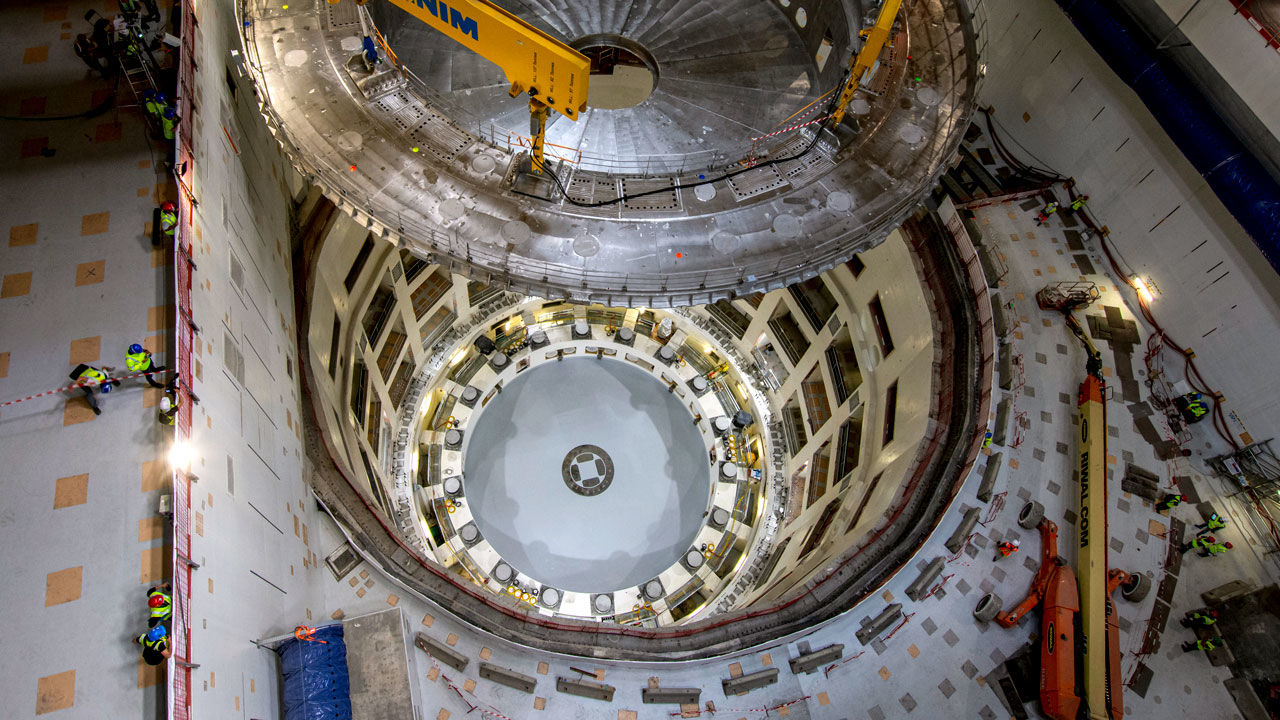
[236, 0, 980, 300]
[168, 0, 200, 718]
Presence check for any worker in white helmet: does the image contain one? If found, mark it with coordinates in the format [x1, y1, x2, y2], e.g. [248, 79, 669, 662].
[994, 538, 1020, 561]
[157, 394, 180, 425]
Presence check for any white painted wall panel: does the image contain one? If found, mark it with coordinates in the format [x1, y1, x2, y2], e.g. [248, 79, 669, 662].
[980, 0, 1280, 447]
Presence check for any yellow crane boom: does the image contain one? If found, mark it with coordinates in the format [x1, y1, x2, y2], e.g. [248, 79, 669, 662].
[1064, 312, 1121, 720]
[357, 0, 590, 173]
[829, 0, 903, 126]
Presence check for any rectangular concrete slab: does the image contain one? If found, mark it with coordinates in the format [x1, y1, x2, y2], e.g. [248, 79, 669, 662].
[345, 608, 418, 720]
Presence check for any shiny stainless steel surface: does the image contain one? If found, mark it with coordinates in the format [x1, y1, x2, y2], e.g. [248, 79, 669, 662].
[241, 0, 979, 305]
[370, 0, 836, 167]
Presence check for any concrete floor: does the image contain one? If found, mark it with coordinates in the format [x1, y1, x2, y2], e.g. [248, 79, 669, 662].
[463, 357, 711, 592]
[0, 1, 176, 715]
[0, 1, 328, 718]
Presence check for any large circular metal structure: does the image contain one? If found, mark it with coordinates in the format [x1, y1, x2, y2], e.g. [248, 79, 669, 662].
[240, 0, 980, 305]
[371, 0, 831, 166]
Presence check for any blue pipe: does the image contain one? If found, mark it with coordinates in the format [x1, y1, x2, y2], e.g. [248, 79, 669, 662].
[1055, 0, 1280, 275]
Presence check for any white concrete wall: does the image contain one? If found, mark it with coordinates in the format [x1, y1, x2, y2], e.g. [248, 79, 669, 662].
[305, 213, 464, 519]
[719, 230, 941, 605]
[184, 7, 327, 720]
[1147, 0, 1280, 150]
[980, 0, 1280, 449]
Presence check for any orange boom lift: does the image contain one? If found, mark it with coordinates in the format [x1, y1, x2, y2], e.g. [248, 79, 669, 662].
[977, 282, 1149, 720]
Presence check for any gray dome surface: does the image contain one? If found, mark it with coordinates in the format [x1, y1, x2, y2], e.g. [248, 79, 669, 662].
[463, 358, 711, 592]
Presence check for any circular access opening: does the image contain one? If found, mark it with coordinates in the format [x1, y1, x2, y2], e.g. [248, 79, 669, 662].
[562, 444, 614, 496]
[570, 35, 660, 110]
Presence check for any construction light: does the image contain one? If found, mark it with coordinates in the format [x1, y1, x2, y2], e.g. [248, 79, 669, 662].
[447, 347, 468, 367]
[169, 439, 195, 471]
[1131, 276, 1156, 304]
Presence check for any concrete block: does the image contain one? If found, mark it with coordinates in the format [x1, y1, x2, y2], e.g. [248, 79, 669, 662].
[945, 507, 981, 555]
[977, 453, 1002, 503]
[1225, 677, 1269, 720]
[478, 662, 537, 693]
[962, 215, 986, 247]
[556, 677, 615, 702]
[997, 343, 1012, 390]
[1202, 580, 1254, 605]
[855, 603, 903, 645]
[413, 632, 467, 672]
[1125, 463, 1160, 483]
[978, 247, 1001, 290]
[992, 397, 1011, 446]
[992, 301, 1009, 336]
[641, 687, 700, 705]
[905, 557, 945, 601]
[722, 667, 779, 696]
[1121, 477, 1159, 502]
[789, 644, 844, 675]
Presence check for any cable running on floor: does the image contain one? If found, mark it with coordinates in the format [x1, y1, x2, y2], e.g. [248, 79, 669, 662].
[515, 81, 847, 208]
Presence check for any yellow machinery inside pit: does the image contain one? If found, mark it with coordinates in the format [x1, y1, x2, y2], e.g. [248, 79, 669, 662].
[830, 0, 903, 126]
[345, 0, 904, 175]
[354, 0, 591, 174]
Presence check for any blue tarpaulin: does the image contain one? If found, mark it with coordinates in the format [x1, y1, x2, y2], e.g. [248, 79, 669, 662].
[1056, 0, 1280, 277]
[276, 625, 352, 720]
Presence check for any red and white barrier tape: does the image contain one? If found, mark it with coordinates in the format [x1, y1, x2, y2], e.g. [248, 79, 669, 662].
[824, 650, 866, 677]
[882, 612, 915, 642]
[0, 370, 171, 408]
[670, 694, 813, 716]
[751, 115, 829, 143]
[920, 573, 954, 601]
[425, 658, 520, 720]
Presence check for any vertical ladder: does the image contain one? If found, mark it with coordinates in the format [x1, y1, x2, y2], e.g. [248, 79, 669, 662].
[117, 39, 157, 109]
